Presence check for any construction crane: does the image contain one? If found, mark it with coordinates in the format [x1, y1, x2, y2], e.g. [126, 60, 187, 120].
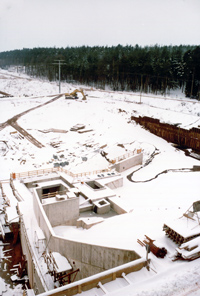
[65, 89, 87, 100]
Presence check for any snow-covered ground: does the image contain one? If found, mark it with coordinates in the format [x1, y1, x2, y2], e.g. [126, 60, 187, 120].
[0, 68, 200, 295]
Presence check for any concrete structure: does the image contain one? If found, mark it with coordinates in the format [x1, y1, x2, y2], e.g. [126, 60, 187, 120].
[26, 175, 79, 227]
[112, 152, 143, 173]
[77, 180, 116, 202]
[38, 258, 146, 296]
[93, 199, 110, 214]
[14, 170, 143, 294]
[76, 217, 104, 229]
[42, 197, 79, 227]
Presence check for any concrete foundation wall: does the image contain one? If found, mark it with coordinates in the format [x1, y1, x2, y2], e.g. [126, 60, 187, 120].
[43, 198, 79, 227]
[108, 197, 128, 214]
[38, 258, 146, 296]
[19, 219, 35, 289]
[18, 213, 46, 294]
[48, 235, 140, 281]
[25, 175, 61, 189]
[105, 177, 123, 189]
[32, 189, 53, 242]
[113, 153, 143, 173]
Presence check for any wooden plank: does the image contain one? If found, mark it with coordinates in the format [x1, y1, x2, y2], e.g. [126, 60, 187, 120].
[0, 219, 5, 240]
[0, 90, 12, 96]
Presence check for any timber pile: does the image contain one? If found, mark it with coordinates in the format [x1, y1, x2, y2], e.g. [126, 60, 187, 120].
[50, 141, 63, 148]
[78, 129, 93, 134]
[163, 202, 200, 245]
[173, 236, 200, 261]
[137, 235, 167, 258]
[70, 124, 85, 131]
[163, 224, 186, 245]
[38, 128, 68, 134]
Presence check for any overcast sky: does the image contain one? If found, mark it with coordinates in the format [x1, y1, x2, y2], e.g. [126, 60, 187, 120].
[0, 0, 200, 52]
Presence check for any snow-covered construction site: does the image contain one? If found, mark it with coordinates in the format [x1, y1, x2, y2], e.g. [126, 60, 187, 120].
[0, 68, 200, 296]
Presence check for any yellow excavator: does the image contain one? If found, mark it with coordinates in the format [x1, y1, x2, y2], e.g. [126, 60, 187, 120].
[65, 89, 87, 100]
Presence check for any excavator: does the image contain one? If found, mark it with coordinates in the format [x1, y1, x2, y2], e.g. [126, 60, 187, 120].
[65, 89, 87, 100]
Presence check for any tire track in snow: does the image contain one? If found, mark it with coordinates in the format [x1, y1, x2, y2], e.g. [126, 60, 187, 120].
[0, 94, 63, 148]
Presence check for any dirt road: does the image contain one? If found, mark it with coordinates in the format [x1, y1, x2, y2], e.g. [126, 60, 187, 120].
[0, 94, 63, 148]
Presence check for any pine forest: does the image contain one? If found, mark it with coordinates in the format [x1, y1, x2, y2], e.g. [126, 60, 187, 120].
[0, 44, 199, 99]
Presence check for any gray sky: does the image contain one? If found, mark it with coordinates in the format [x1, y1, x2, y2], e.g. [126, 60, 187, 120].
[0, 0, 200, 52]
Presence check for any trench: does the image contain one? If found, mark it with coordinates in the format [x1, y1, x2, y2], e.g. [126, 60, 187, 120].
[0, 233, 29, 293]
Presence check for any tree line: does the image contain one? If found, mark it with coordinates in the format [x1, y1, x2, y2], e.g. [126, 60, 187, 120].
[0, 44, 199, 98]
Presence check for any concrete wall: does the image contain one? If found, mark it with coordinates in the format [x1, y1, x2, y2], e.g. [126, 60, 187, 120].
[43, 198, 79, 227]
[32, 189, 54, 242]
[104, 176, 123, 189]
[19, 217, 35, 289]
[18, 211, 47, 294]
[113, 153, 143, 173]
[38, 258, 146, 296]
[36, 182, 68, 202]
[108, 197, 128, 214]
[25, 175, 61, 189]
[48, 235, 140, 281]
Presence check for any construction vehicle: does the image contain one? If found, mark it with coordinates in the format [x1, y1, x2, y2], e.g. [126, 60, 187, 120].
[65, 89, 87, 100]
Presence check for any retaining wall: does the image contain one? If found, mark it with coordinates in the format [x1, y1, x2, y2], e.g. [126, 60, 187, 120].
[104, 176, 123, 189]
[48, 235, 140, 281]
[132, 115, 200, 152]
[38, 258, 146, 296]
[19, 213, 48, 293]
[108, 197, 128, 214]
[113, 153, 143, 173]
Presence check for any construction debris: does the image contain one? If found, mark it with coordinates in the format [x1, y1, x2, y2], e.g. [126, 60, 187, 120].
[137, 235, 167, 258]
[49, 141, 63, 148]
[38, 128, 68, 134]
[43, 251, 79, 286]
[78, 129, 93, 134]
[70, 124, 85, 131]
